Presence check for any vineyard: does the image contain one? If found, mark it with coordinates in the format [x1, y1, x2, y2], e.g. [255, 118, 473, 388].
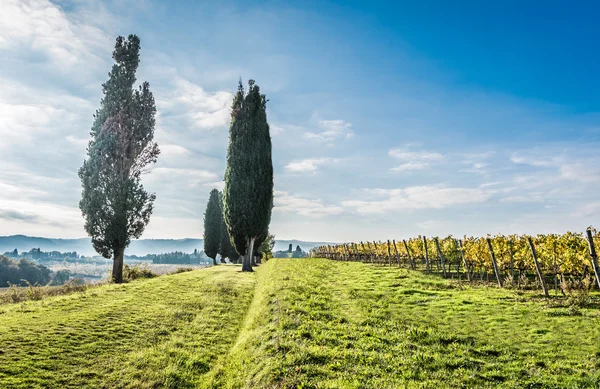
[311, 228, 600, 296]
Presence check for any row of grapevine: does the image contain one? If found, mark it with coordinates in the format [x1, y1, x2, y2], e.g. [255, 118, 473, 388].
[310, 228, 600, 295]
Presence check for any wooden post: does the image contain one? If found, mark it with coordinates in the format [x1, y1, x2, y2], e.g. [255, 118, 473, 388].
[353, 243, 360, 262]
[486, 238, 503, 288]
[386, 240, 392, 266]
[527, 237, 549, 297]
[458, 239, 471, 281]
[373, 241, 379, 265]
[585, 229, 600, 289]
[453, 239, 461, 275]
[434, 237, 447, 278]
[361, 242, 367, 263]
[423, 236, 430, 272]
[403, 239, 414, 269]
[508, 239, 515, 277]
[393, 239, 401, 267]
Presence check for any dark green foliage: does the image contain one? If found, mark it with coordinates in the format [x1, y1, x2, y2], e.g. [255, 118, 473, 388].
[3, 248, 79, 261]
[122, 264, 156, 281]
[256, 233, 275, 261]
[288, 244, 293, 253]
[146, 251, 206, 265]
[0, 256, 52, 286]
[78, 35, 159, 283]
[223, 80, 273, 271]
[51, 270, 71, 286]
[204, 189, 222, 265]
[218, 191, 239, 262]
[295, 245, 302, 252]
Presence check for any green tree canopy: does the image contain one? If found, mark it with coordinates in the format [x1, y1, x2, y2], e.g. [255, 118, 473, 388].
[78, 35, 159, 283]
[223, 80, 273, 272]
[204, 189, 222, 266]
[218, 191, 239, 263]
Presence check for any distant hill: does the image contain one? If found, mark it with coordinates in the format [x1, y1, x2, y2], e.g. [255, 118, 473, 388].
[0, 235, 335, 257]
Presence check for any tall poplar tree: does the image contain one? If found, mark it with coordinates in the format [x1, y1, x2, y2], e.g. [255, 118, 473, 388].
[203, 189, 221, 266]
[223, 80, 273, 272]
[79, 35, 159, 283]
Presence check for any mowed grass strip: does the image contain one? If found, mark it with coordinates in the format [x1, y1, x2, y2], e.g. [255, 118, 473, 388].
[212, 258, 600, 389]
[0, 265, 256, 389]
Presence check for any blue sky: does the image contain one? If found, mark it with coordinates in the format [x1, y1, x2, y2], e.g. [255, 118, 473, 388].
[1, 0, 599, 241]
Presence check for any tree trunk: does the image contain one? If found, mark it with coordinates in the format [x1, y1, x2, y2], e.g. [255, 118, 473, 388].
[242, 238, 255, 272]
[112, 247, 125, 283]
[219, 256, 226, 264]
[212, 256, 218, 266]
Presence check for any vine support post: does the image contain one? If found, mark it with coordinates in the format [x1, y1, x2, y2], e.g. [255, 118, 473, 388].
[527, 237, 549, 297]
[372, 241, 379, 265]
[386, 240, 392, 266]
[423, 236, 431, 272]
[393, 239, 401, 267]
[458, 239, 472, 282]
[585, 229, 600, 289]
[361, 242, 367, 263]
[434, 237, 447, 278]
[403, 239, 414, 269]
[486, 237, 503, 288]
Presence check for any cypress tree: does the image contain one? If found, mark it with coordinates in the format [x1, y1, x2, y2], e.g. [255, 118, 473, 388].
[223, 80, 273, 272]
[78, 35, 159, 283]
[203, 189, 222, 266]
[218, 191, 239, 263]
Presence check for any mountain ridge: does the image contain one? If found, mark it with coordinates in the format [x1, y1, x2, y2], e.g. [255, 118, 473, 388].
[0, 235, 335, 257]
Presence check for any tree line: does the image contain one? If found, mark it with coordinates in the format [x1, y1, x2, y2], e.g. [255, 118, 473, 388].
[78, 34, 274, 282]
[0, 256, 70, 287]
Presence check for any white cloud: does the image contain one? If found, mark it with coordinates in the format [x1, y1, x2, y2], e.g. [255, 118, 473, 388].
[270, 124, 285, 136]
[388, 147, 443, 172]
[148, 167, 219, 187]
[160, 144, 191, 157]
[304, 119, 353, 142]
[342, 186, 491, 214]
[559, 163, 600, 183]
[509, 154, 559, 168]
[284, 158, 339, 173]
[500, 194, 545, 203]
[274, 191, 344, 217]
[574, 202, 600, 218]
[390, 161, 429, 172]
[157, 77, 233, 131]
[388, 149, 444, 161]
[0, 0, 111, 72]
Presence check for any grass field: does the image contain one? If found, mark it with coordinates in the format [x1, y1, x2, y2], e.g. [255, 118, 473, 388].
[1, 258, 599, 388]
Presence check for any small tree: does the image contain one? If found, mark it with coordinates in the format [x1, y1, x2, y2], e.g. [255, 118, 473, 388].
[256, 233, 275, 262]
[223, 80, 273, 272]
[288, 244, 293, 253]
[218, 191, 238, 263]
[79, 35, 159, 283]
[204, 189, 222, 266]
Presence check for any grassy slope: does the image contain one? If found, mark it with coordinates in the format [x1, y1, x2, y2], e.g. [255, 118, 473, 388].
[0, 266, 255, 389]
[1, 259, 599, 388]
[214, 258, 600, 389]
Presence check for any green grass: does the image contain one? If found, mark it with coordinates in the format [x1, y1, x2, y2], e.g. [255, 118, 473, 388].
[0, 266, 255, 388]
[1, 259, 599, 388]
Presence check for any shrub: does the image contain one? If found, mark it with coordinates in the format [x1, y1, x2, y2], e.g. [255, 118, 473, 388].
[560, 275, 593, 307]
[123, 264, 157, 281]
